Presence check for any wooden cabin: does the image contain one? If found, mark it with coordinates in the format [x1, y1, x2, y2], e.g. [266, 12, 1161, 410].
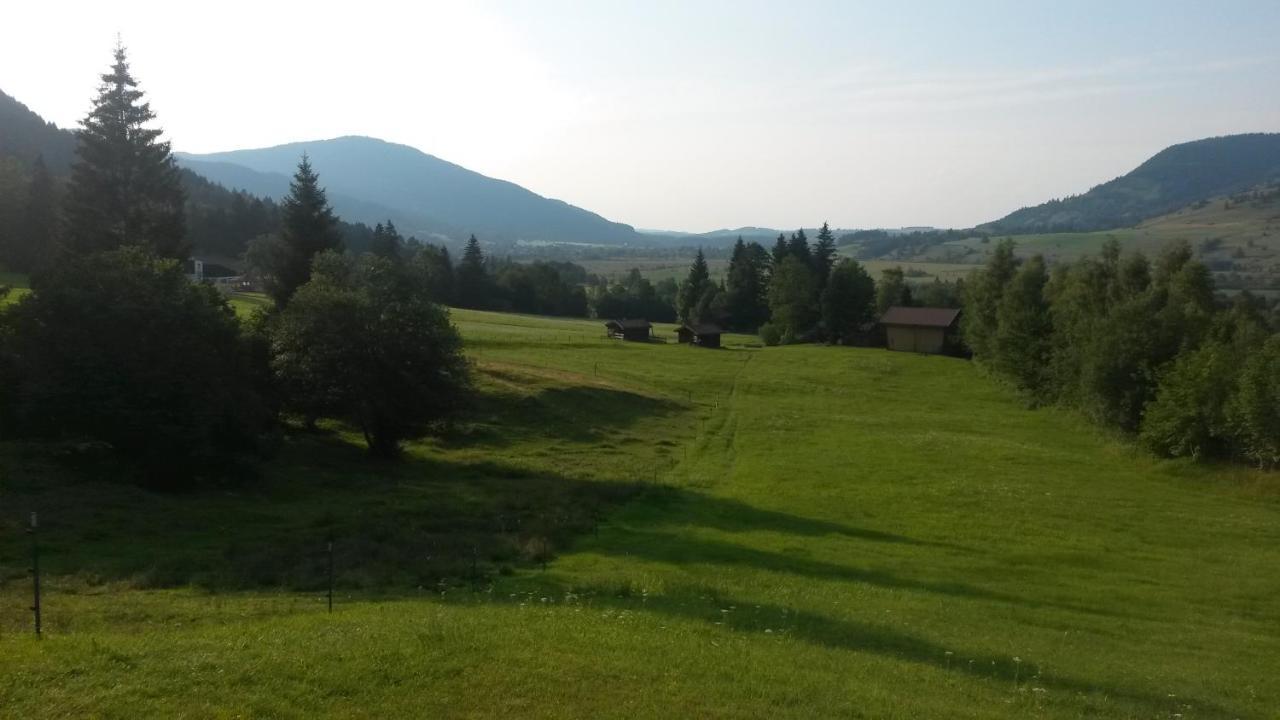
[879, 306, 960, 354]
[604, 318, 653, 342]
[676, 323, 723, 348]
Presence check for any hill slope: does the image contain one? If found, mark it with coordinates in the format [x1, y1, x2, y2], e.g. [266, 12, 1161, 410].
[984, 133, 1280, 234]
[178, 137, 642, 245]
[3, 310, 1279, 718]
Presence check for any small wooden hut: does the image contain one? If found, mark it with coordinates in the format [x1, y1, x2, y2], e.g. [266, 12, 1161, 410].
[676, 323, 723, 348]
[604, 318, 653, 342]
[879, 306, 960, 354]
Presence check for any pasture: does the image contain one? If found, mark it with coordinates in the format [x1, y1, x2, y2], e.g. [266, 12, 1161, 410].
[1, 309, 1278, 718]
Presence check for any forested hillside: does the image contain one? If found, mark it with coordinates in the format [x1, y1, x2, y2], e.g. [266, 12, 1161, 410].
[984, 134, 1280, 233]
[179, 136, 642, 245]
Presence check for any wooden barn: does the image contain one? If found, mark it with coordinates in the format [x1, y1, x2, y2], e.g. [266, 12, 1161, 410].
[879, 306, 960, 354]
[676, 323, 723, 348]
[604, 318, 653, 342]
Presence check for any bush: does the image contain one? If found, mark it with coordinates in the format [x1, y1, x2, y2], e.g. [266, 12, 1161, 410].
[758, 322, 782, 347]
[1227, 336, 1280, 468]
[0, 247, 274, 485]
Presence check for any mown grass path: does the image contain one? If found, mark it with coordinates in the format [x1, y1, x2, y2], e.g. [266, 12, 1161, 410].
[1, 309, 1277, 718]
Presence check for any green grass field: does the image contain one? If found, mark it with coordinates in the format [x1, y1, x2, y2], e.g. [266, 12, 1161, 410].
[2, 309, 1278, 718]
[0, 270, 29, 307]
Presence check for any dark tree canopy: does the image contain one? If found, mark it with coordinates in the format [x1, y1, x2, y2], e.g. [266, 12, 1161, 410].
[0, 247, 273, 483]
[63, 43, 186, 259]
[821, 258, 876, 344]
[455, 234, 491, 309]
[269, 252, 471, 457]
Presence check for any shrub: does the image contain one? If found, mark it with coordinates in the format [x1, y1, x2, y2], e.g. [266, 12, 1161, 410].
[0, 247, 273, 485]
[758, 322, 782, 347]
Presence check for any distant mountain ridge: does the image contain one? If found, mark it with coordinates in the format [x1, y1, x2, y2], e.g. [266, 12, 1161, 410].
[178, 137, 641, 245]
[984, 133, 1280, 234]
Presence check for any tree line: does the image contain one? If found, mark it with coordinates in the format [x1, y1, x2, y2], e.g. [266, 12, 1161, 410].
[963, 238, 1280, 468]
[670, 224, 963, 345]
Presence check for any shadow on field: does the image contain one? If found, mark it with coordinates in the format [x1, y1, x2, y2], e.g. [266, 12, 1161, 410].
[442, 385, 683, 448]
[439, 579, 1235, 718]
[641, 489, 972, 550]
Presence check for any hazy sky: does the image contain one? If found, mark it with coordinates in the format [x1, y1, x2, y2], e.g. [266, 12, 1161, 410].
[3, 1, 1278, 232]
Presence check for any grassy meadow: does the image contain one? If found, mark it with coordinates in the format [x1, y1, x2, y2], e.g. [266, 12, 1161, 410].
[1, 308, 1279, 718]
[0, 269, 29, 307]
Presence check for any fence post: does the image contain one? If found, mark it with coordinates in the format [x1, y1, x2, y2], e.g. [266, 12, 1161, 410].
[326, 536, 334, 613]
[28, 512, 41, 638]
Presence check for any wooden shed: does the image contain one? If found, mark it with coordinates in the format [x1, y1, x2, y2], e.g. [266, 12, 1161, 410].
[676, 323, 723, 348]
[879, 306, 960, 354]
[604, 318, 653, 342]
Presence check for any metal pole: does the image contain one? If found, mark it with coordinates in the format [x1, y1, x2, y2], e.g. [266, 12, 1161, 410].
[326, 538, 334, 613]
[29, 512, 41, 638]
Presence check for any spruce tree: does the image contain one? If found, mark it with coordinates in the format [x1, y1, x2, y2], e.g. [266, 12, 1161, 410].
[370, 220, 404, 261]
[788, 229, 811, 265]
[270, 154, 343, 307]
[726, 237, 769, 330]
[64, 43, 186, 259]
[456, 234, 490, 309]
[770, 233, 789, 271]
[677, 248, 711, 322]
[812, 222, 837, 291]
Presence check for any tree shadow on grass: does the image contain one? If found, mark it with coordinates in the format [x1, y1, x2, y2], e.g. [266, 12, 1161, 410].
[580, 525, 1128, 621]
[440, 385, 684, 449]
[641, 488, 974, 551]
[458, 580, 1240, 719]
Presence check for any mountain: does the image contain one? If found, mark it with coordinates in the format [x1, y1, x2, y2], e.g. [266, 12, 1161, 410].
[984, 133, 1280, 234]
[0, 90, 76, 171]
[177, 137, 642, 245]
[0, 89, 377, 264]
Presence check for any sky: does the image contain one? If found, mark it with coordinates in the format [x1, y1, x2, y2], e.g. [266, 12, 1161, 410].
[2, 1, 1278, 232]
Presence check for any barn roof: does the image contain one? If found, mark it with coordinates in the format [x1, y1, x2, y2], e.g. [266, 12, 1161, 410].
[879, 306, 961, 328]
[605, 318, 652, 330]
[680, 323, 723, 336]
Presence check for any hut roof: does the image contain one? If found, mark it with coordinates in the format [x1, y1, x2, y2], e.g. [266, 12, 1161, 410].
[680, 323, 723, 336]
[879, 306, 961, 328]
[605, 318, 652, 330]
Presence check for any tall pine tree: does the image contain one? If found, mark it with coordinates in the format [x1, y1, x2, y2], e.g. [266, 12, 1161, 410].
[812, 222, 837, 291]
[456, 234, 490, 309]
[677, 248, 712, 322]
[64, 42, 186, 259]
[270, 154, 343, 307]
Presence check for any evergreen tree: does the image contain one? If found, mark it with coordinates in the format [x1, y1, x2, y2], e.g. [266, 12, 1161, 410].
[410, 243, 455, 304]
[369, 220, 404, 261]
[788, 229, 811, 265]
[725, 237, 769, 330]
[770, 233, 789, 271]
[811, 222, 837, 291]
[821, 258, 876, 344]
[64, 43, 186, 259]
[260, 154, 343, 307]
[456, 234, 490, 309]
[677, 248, 712, 322]
[16, 155, 57, 272]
